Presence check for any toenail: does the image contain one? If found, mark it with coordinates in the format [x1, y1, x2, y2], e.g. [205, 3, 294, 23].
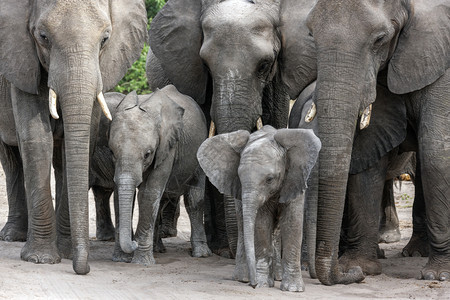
[422, 271, 437, 280]
[439, 272, 450, 281]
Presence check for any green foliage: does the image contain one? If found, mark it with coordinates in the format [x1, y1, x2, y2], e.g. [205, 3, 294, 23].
[146, 0, 166, 20]
[114, 0, 166, 95]
[114, 45, 151, 95]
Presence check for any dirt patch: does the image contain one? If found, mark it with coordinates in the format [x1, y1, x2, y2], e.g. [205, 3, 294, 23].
[0, 168, 449, 299]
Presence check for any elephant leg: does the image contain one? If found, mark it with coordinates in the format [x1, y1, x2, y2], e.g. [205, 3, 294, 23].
[132, 180, 160, 266]
[184, 171, 212, 258]
[92, 186, 115, 241]
[339, 155, 389, 276]
[153, 196, 168, 254]
[280, 199, 305, 292]
[254, 206, 275, 288]
[11, 87, 60, 264]
[415, 72, 450, 281]
[204, 182, 233, 258]
[0, 142, 27, 241]
[379, 179, 401, 243]
[402, 158, 429, 257]
[159, 195, 179, 238]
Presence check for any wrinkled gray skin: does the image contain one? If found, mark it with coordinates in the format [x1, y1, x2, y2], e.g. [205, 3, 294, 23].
[302, 0, 450, 284]
[290, 82, 425, 276]
[198, 126, 320, 291]
[0, 0, 147, 274]
[147, 0, 316, 258]
[108, 86, 212, 266]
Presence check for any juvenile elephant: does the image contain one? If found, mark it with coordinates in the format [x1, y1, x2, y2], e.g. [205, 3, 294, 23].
[197, 126, 321, 291]
[147, 0, 316, 257]
[303, 0, 450, 284]
[108, 86, 212, 265]
[0, 0, 147, 274]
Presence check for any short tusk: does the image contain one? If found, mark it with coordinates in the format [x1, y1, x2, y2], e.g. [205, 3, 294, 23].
[305, 102, 317, 123]
[208, 121, 216, 138]
[256, 117, 263, 130]
[360, 104, 372, 130]
[49, 89, 59, 119]
[97, 92, 112, 121]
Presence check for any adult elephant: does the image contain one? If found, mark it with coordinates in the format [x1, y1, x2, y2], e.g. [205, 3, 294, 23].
[305, 0, 450, 284]
[0, 0, 147, 274]
[147, 0, 316, 258]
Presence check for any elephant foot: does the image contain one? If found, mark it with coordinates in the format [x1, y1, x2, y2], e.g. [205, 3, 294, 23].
[233, 263, 249, 283]
[20, 239, 61, 264]
[57, 235, 73, 259]
[255, 273, 274, 289]
[96, 224, 115, 241]
[73, 247, 90, 275]
[153, 238, 166, 253]
[421, 256, 450, 281]
[402, 231, 429, 257]
[191, 241, 212, 258]
[280, 275, 305, 292]
[159, 224, 177, 238]
[0, 221, 27, 242]
[212, 247, 234, 259]
[112, 243, 133, 263]
[132, 250, 156, 266]
[339, 253, 382, 276]
[379, 227, 401, 244]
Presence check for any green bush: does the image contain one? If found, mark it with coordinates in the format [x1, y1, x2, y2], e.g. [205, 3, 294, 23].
[114, 0, 166, 95]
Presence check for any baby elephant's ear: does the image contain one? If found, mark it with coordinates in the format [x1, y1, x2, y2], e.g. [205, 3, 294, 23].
[274, 129, 321, 204]
[197, 130, 250, 199]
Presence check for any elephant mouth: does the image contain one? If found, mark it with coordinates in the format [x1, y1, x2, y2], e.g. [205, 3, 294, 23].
[208, 117, 263, 138]
[48, 88, 112, 121]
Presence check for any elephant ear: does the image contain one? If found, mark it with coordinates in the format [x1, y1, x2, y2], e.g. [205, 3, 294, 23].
[197, 130, 250, 199]
[99, 0, 148, 92]
[274, 128, 321, 204]
[279, 0, 317, 100]
[349, 83, 407, 174]
[149, 0, 208, 104]
[388, 2, 450, 94]
[0, 0, 40, 94]
[149, 87, 186, 170]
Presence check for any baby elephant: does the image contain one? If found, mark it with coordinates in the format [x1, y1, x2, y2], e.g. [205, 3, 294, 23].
[109, 85, 212, 265]
[197, 125, 321, 292]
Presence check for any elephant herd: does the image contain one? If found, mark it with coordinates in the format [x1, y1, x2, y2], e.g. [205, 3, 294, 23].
[0, 0, 449, 293]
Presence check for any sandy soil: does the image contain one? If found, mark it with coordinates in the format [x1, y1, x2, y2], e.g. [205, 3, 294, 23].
[0, 167, 449, 299]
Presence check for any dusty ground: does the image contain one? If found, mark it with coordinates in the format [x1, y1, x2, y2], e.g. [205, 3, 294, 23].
[0, 167, 449, 299]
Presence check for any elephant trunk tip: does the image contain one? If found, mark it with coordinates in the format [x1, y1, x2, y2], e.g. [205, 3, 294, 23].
[120, 240, 138, 254]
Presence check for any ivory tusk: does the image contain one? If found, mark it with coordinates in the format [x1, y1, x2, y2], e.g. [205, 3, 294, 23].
[208, 120, 216, 138]
[97, 92, 112, 121]
[256, 117, 263, 130]
[305, 102, 317, 123]
[49, 89, 59, 119]
[360, 104, 372, 130]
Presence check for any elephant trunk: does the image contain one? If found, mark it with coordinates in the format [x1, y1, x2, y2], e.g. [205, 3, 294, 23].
[241, 193, 259, 288]
[212, 77, 262, 134]
[54, 48, 103, 275]
[117, 176, 138, 254]
[224, 194, 238, 257]
[315, 50, 365, 285]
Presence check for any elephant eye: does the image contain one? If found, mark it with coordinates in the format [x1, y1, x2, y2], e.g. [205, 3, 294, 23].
[100, 31, 111, 49]
[265, 175, 275, 185]
[144, 150, 152, 160]
[257, 60, 272, 76]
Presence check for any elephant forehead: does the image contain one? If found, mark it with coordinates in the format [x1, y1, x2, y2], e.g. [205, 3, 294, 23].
[203, 1, 274, 38]
[241, 138, 284, 164]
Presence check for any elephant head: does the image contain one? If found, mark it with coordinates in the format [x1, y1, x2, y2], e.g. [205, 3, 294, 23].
[108, 88, 185, 254]
[197, 126, 320, 287]
[0, 0, 147, 274]
[305, 0, 450, 285]
[149, 0, 316, 134]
